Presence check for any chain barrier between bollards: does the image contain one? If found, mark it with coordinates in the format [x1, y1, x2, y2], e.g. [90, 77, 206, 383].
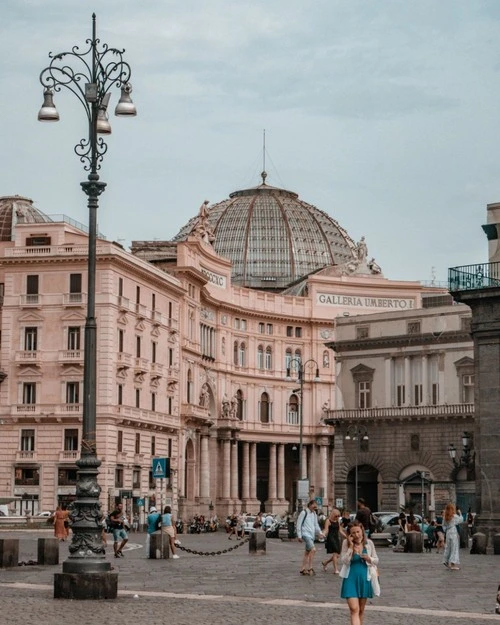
[175, 536, 250, 556]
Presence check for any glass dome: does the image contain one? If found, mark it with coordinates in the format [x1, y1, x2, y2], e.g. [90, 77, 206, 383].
[0, 196, 52, 241]
[173, 174, 357, 290]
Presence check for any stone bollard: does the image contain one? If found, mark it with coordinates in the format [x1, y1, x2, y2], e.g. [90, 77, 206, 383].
[38, 537, 59, 565]
[150, 531, 169, 559]
[458, 522, 468, 548]
[493, 534, 500, 555]
[470, 532, 487, 554]
[0, 539, 19, 568]
[249, 529, 266, 555]
[405, 531, 423, 553]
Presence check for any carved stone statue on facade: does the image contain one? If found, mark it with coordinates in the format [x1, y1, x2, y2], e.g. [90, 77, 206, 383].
[355, 236, 368, 263]
[221, 393, 230, 418]
[199, 383, 210, 409]
[192, 200, 215, 244]
[368, 257, 382, 274]
[229, 394, 239, 419]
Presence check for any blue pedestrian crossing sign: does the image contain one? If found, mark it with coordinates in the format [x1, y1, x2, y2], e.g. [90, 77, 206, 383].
[152, 457, 170, 478]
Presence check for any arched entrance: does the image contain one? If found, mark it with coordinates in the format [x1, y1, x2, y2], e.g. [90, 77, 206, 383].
[398, 465, 434, 517]
[346, 464, 379, 512]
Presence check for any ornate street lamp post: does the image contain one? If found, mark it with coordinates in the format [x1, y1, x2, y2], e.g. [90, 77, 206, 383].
[38, 14, 136, 600]
[344, 423, 369, 508]
[285, 358, 320, 505]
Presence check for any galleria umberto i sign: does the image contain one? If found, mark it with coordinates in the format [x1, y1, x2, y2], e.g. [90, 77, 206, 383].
[317, 293, 415, 309]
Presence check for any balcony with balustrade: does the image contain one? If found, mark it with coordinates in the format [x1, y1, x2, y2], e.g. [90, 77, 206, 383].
[15, 450, 37, 462]
[59, 350, 83, 364]
[15, 351, 41, 365]
[59, 450, 80, 463]
[324, 403, 474, 424]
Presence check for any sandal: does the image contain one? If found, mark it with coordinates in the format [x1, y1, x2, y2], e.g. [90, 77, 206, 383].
[308, 569, 316, 576]
[321, 561, 328, 572]
[300, 569, 308, 575]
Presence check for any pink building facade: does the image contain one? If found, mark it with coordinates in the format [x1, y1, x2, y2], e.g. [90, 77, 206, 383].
[0, 194, 444, 521]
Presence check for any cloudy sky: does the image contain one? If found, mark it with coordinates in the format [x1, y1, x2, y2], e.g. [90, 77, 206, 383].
[2, 0, 500, 283]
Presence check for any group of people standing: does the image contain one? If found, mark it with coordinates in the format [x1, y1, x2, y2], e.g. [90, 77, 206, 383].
[146, 505, 180, 559]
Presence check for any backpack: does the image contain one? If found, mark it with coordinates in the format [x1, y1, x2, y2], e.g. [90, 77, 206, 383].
[368, 513, 379, 534]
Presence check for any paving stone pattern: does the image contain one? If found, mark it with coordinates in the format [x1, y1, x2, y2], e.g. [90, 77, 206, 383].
[1, 529, 499, 625]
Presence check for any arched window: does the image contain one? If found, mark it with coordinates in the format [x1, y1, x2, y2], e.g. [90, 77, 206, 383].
[236, 389, 244, 420]
[259, 392, 270, 423]
[285, 348, 293, 370]
[287, 393, 300, 425]
[265, 346, 272, 370]
[257, 345, 264, 370]
[239, 342, 246, 367]
[233, 341, 238, 366]
[187, 368, 193, 404]
[294, 349, 302, 364]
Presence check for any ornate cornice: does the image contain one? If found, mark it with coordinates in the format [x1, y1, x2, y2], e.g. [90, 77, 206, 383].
[327, 330, 472, 353]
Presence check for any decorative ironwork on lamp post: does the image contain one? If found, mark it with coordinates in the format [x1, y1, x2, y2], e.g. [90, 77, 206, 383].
[285, 358, 320, 484]
[344, 423, 369, 507]
[38, 14, 136, 596]
[448, 431, 475, 478]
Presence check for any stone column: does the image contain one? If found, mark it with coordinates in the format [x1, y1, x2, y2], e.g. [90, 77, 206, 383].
[277, 444, 285, 500]
[422, 355, 429, 405]
[230, 440, 239, 501]
[301, 445, 308, 481]
[242, 441, 250, 501]
[250, 443, 257, 499]
[385, 357, 392, 405]
[451, 287, 500, 545]
[404, 356, 411, 406]
[200, 435, 210, 499]
[268, 443, 277, 500]
[319, 444, 328, 502]
[222, 440, 231, 499]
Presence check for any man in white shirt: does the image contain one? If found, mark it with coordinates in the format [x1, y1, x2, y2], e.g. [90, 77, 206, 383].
[296, 499, 324, 575]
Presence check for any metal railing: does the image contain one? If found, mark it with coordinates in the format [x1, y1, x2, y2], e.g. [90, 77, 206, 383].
[449, 262, 500, 292]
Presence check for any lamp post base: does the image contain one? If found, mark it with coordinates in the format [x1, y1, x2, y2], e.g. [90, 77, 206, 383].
[54, 571, 118, 600]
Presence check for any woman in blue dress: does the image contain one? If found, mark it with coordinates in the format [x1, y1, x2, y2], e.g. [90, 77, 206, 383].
[442, 503, 461, 570]
[339, 520, 379, 625]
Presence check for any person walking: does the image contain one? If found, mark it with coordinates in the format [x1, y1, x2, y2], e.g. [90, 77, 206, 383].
[53, 505, 69, 541]
[161, 505, 180, 559]
[109, 501, 129, 558]
[340, 520, 379, 625]
[297, 499, 324, 576]
[355, 498, 372, 534]
[442, 502, 461, 570]
[146, 506, 160, 558]
[322, 508, 345, 574]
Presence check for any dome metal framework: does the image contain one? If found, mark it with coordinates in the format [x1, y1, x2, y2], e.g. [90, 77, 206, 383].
[173, 175, 357, 291]
[0, 196, 53, 241]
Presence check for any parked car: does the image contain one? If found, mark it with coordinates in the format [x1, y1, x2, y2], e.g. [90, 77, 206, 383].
[243, 515, 258, 534]
[36, 511, 54, 517]
[377, 513, 423, 537]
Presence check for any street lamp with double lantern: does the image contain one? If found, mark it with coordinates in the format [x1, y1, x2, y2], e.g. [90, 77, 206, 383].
[37, 13, 136, 599]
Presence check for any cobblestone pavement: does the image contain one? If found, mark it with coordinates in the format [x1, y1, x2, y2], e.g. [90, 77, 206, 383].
[1, 529, 499, 625]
